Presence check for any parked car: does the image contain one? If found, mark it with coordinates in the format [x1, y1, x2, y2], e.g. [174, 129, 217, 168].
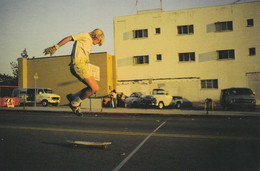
[124, 92, 145, 108]
[139, 95, 156, 108]
[220, 88, 256, 110]
[170, 96, 183, 109]
[150, 89, 183, 109]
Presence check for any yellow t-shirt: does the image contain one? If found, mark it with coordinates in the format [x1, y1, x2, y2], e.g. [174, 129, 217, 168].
[71, 32, 93, 63]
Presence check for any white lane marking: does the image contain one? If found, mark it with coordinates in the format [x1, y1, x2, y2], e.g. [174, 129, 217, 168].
[113, 121, 167, 171]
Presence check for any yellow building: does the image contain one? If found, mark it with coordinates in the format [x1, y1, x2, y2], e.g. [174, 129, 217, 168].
[18, 52, 116, 105]
[114, 2, 260, 105]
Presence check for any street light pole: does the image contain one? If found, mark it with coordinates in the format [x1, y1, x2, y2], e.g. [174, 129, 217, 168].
[34, 73, 38, 107]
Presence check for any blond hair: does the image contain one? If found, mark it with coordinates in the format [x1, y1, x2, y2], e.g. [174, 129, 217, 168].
[90, 28, 105, 46]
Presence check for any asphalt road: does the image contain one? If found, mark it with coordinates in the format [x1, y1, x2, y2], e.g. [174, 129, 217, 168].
[0, 110, 259, 171]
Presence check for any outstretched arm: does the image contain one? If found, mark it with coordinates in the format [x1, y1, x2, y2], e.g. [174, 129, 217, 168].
[43, 36, 73, 56]
[57, 36, 73, 46]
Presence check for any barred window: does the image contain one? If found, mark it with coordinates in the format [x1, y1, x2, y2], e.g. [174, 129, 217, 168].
[201, 79, 218, 89]
[177, 25, 194, 35]
[217, 50, 235, 59]
[156, 54, 162, 61]
[215, 21, 233, 32]
[155, 28, 161, 34]
[133, 29, 148, 38]
[133, 55, 149, 64]
[247, 19, 254, 27]
[249, 48, 256, 56]
[179, 52, 195, 62]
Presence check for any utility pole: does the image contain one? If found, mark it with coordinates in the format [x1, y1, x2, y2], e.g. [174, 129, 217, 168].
[136, 0, 138, 13]
[34, 73, 38, 107]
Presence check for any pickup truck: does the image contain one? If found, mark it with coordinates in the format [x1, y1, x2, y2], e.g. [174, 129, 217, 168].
[12, 88, 60, 107]
[151, 89, 183, 109]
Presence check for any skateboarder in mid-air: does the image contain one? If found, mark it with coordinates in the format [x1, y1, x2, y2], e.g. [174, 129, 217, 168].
[43, 29, 105, 116]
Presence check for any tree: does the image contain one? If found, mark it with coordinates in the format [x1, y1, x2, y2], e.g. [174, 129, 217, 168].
[0, 61, 18, 86]
[0, 73, 17, 86]
[10, 61, 18, 79]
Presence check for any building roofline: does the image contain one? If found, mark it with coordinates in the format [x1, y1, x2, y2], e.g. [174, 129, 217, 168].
[114, 1, 259, 19]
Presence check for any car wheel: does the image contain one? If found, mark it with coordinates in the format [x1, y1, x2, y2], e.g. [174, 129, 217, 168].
[176, 102, 181, 109]
[42, 100, 48, 107]
[158, 102, 164, 109]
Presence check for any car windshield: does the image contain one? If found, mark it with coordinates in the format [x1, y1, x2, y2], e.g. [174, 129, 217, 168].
[44, 89, 53, 94]
[153, 89, 165, 95]
[230, 89, 253, 95]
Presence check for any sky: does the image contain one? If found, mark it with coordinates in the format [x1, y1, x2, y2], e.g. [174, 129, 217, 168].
[0, 0, 258, 75]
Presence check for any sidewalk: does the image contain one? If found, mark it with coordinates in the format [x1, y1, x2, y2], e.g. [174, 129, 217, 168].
[1, 105, 260, 117]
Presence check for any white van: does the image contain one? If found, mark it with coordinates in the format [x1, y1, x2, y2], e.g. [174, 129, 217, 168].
[12, 88, 60, 107]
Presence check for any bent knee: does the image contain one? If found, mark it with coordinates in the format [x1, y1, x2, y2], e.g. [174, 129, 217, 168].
[92, 85, 99, 93]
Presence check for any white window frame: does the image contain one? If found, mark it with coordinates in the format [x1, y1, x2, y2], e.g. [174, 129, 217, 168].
[217, 49, 235, 59]
[201, 79, 218, 89]
[133, 55, 149, 64]
[179, 52, 195, 62]
[177, 25, 194, 35]
[133, 29, 148, 39]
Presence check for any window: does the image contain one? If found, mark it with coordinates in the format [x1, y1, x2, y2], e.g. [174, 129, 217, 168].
[217, 50, 235, 59]
[156, 54, 162, 61]
[247, 19, 254, 27]
[133, 29, 148, 38]
[215, 21, 233, 32]
[179, 52, 195, 62]
[177, 25, 194, 35]
[201, 79, 218, 89]
[38, 89, 44, 94]
[155, 28, 161, 34]
[133, 55, 149, 64]
[249, 48, 256, 56]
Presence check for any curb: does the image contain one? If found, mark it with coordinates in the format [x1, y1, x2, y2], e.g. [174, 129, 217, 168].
[1, 107, 260, 117]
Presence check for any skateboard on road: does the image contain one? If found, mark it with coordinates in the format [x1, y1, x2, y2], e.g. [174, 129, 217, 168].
[66, 140, 112, 149]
